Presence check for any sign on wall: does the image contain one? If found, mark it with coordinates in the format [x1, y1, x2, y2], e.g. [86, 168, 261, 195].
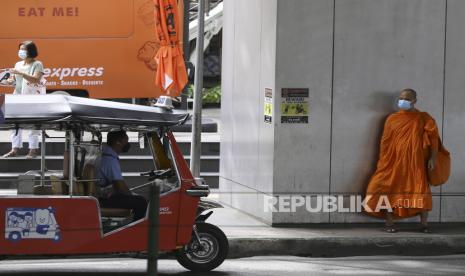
[264, 88, 273, 124]
[281, 88, 309, 124]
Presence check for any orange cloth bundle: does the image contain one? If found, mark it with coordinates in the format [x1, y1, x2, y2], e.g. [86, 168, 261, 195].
[153, 0, 187, 96]
[428, 139, 451, 186]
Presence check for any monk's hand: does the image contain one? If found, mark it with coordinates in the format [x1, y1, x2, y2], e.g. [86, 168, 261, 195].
[428, 157, 436, 171]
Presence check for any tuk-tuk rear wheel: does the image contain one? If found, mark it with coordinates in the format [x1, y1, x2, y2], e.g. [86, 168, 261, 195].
[175, 222, 229, 272]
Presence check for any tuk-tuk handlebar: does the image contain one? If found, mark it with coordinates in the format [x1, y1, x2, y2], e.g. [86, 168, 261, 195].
[140, 168, 173, 181]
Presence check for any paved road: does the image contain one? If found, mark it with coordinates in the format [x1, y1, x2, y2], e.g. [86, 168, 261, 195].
[1, 255, 464, 276]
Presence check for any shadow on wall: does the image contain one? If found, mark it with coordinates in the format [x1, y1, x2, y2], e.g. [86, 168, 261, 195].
[361, 91, 399, 194]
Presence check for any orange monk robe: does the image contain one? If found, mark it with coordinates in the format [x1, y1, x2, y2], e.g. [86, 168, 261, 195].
[365, 110, 439, 219]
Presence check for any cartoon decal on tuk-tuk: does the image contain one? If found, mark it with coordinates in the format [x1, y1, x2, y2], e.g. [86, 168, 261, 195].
[5, 207, 60, 242]
[0, 94, 228, 272]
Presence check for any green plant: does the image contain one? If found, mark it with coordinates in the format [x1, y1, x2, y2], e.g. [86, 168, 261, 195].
[187, 84, 195, 98]
[187, 84, 221, 105]
[202, 85, 221, 104]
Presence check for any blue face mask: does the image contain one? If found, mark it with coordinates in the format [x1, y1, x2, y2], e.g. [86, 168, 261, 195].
[398, 99, 412, 110]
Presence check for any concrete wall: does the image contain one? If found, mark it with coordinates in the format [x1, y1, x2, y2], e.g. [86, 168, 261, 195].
[330, 0, 446, 223]
[220, 0, 277, 224]
[442, 0, 465, 222]
[273, 0, 334, 223]
[220, 0, 465, 224]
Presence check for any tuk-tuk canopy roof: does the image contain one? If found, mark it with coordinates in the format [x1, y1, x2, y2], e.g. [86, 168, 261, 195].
[1, 94, 189, 132]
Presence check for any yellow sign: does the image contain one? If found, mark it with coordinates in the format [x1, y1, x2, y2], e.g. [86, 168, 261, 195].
[280, 103, 308, 116]
[264, 88, 272, 124]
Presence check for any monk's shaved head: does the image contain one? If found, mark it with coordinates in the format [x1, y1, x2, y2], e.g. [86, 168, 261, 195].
[400, 88, 417, 101]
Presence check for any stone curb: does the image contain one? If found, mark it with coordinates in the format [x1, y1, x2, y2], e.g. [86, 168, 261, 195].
[227, 236, 465, 258]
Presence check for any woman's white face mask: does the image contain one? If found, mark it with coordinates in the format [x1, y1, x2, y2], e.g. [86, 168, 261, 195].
[18, 50, 28, 60]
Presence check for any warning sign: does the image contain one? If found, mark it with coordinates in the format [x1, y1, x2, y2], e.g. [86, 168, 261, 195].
[281, 88, 309, 124]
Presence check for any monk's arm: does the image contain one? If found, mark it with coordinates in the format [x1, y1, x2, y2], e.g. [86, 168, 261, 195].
[428, 148, 438, 171]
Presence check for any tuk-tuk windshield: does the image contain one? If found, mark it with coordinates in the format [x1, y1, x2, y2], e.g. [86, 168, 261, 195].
[150, 132, 181, 193]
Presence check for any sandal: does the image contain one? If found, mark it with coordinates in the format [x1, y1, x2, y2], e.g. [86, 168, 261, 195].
[420, 226, 432, 234]
[2, 150, 19, 158]
[384, 225, 397, 233]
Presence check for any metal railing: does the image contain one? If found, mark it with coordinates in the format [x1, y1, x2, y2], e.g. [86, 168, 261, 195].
[188, 0, 222, 21]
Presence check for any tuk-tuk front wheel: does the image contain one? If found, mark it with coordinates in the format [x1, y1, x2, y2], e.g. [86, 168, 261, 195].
[175, 222, 229, 272]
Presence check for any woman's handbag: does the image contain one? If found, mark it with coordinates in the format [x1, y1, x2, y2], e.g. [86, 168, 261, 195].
[21, 62, 46, 95]
[428, 138, 451, 186]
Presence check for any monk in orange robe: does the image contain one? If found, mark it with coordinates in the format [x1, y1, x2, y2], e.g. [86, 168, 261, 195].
[365, 89, 438, 233]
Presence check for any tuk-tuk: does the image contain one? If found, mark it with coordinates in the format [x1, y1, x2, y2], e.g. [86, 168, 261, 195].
[0, 94, 228, 272]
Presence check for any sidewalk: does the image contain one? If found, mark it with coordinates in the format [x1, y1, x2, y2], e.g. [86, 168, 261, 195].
[206, 205, 465, 258]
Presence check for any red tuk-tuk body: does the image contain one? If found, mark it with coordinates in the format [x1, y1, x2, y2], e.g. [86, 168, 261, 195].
[0, 95, 228, 272]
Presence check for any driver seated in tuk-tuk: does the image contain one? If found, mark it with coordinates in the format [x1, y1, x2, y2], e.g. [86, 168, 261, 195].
[97, 130, 147, 221]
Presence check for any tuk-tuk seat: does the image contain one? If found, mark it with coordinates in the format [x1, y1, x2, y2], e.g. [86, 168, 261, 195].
[49, 175, 85, 196]
[82, 164, 133, 219]
[50, 164, 131, 218]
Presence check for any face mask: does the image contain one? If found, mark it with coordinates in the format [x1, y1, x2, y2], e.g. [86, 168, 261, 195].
[18, 50, 28, 60]
[122, 142, 131, 153]
[398, 99, 412, 110]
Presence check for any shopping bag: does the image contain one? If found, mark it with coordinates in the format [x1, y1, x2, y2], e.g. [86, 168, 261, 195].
[21, 76, 46, 95]
[0, 70, 13, 87]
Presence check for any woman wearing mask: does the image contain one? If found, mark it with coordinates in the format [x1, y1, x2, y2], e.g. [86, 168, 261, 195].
[1, 41, 44, 158]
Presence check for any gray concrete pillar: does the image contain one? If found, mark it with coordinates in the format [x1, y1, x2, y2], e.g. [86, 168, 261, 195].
[220, 0, 465, 224]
